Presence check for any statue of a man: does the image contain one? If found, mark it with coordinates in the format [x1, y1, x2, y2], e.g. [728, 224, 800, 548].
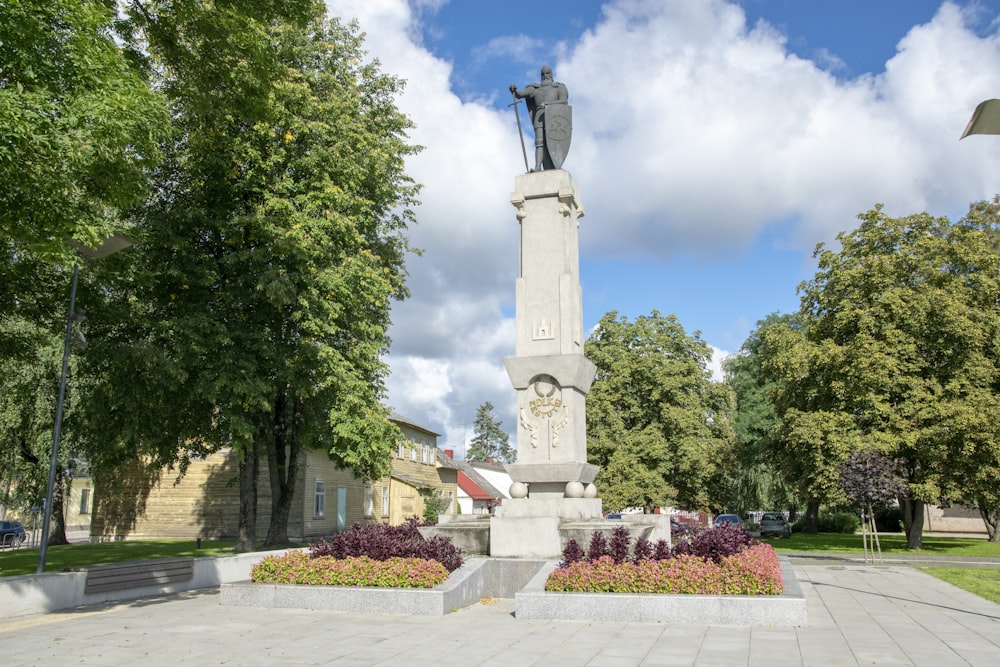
[510, 65, 571, 171]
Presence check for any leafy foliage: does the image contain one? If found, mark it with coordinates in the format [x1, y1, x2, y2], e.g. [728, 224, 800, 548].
[465, 402, 514, 463]
[422, 493, 446, 524]
[310, 519, 463, 572]
[586, 311, 734, 512]
[560, 524, 752, 568]
[251, 550, 448, 588]
[673, 523, 752, 564]
[720, 313, 797, 516]
[791, 511, 859, 534]
[586, 531, 609, 562]
[839, 449, 904, 508]
[761, 202, 1000, 546]
[545, 543, 783, 595]
[0, 0, 169, 261]
[75, 5, 420, 549]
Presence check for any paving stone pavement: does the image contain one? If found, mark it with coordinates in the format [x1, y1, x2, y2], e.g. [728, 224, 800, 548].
[2, 563, 999, 666]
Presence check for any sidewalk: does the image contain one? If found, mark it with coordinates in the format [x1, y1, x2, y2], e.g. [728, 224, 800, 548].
[1, 562, 998, 666]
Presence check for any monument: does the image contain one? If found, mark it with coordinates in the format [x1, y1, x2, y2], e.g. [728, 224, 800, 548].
[509, 65, 572, 172]
[489, 68, 604, 558]
[430, 69, 668, 557]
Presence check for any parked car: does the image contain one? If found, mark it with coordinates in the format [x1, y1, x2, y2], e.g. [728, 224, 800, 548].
[0, 520, 26, 547]
[713, 513, 742, 528]
[759, 512, 792, 538]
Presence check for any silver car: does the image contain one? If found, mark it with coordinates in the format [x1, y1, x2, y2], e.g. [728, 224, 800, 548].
[759, 512, 791, 538]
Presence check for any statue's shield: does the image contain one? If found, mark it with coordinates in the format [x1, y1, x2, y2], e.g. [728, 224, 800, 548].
[543, 103, 572, 169]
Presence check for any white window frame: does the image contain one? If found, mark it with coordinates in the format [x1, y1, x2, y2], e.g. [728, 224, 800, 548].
[397, 440, 404, 458]
[410, 441, 417, 461]
[364, 483, 374, 518]
[79, 488, 91, 515]
[381, 485, 390, 516]
[314, 480, 326, 518]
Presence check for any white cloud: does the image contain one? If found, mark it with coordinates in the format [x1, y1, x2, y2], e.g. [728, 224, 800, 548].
[326, 0, 1000, 449]
[708, 345, 732, 383]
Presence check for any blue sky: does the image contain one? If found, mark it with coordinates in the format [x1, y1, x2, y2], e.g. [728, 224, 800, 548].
[325, 0, 1000, 453]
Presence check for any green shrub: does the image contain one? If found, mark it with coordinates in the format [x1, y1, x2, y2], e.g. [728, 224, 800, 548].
[873, 505, 903, 533]
[817, 511, 860, 534]
[422, 494, 446, 524]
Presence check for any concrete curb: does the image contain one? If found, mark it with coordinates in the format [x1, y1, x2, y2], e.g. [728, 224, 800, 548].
[0, 549, 290, 620]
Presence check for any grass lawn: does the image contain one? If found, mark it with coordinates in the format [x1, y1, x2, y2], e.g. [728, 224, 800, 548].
[758, 532, 1000, 604]
[0, 539, 239, 578]
[761, 532, 1000, 558]
[919, 567, 1000, 605]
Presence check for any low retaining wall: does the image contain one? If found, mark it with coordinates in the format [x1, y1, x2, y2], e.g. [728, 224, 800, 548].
[220, 557, 546, 615]
[516, 556, 807, 626]
[0, 549, 290, 620]
[222, 555, 806, 626]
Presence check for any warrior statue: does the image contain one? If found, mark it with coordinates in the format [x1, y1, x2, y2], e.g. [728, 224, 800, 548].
[509, 65, 572, 172]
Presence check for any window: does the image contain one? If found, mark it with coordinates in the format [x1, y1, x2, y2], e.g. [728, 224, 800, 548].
[397, 440, 404, 458]
[337, 487, 347, 532]
[79, 488, 91, 515]
[410, 441, 417, 461]
[364, 484, 373, 518]
[314, 481, 326, 518]
[381, 485, 390, 516]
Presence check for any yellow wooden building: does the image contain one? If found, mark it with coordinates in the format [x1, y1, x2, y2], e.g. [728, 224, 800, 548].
[89, 412, 457, 541]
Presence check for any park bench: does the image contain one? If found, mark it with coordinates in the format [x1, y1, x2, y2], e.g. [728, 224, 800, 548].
[83, 557, 195, 595]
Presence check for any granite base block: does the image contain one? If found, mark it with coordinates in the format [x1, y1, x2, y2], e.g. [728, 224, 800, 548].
[220, 557, 547, 616]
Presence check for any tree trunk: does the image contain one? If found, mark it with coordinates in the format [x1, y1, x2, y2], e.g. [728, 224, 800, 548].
[263, 394, 301, 549]
[899, 494, 924, 550]
[977, 498, 1000, 543]
[800, 500, 820, 534]
[48, 465, 70, 546]
[235, 439, 259, 553]
[786, 503, 797, 524]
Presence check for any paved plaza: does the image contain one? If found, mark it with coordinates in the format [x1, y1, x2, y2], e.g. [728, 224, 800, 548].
[2, 560, 999, 666]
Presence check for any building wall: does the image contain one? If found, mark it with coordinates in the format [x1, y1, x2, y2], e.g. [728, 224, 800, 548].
[64, 476, 95, 533]
[90, 448, 371, 541]
[368, 422, 457, 526]
[89, 415, 457, 540]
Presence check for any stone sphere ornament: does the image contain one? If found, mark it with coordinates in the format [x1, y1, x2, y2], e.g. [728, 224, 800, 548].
[509, 481, 528, 498]
[565, 481, 584, 498]
[583, 483, 598, 498]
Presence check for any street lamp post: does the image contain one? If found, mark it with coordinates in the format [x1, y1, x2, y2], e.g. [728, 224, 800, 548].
[36, 235, 133, 574]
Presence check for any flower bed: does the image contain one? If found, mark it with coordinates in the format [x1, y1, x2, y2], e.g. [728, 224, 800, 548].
[250, 550, 449, 589]
[249, 519, 463, 590]
[544, 523, 783, 595]
[545, 542, 783, 595]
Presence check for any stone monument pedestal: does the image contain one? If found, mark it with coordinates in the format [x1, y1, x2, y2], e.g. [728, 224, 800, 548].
[486, 169, 611, 558]
[489, 498, 604, 558]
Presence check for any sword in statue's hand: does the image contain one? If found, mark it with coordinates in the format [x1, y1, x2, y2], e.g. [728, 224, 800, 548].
[509, 85, 530, 174]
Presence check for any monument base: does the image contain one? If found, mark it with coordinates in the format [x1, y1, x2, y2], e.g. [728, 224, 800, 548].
[489, 497, 605, 558]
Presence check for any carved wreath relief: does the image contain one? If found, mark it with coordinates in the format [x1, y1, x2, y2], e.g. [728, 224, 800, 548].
[519, 374, 570, 450]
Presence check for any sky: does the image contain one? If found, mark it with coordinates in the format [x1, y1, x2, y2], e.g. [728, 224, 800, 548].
[323, 0, 1000, 456]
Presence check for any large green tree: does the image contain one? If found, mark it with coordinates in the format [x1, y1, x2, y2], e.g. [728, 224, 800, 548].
[721, 313, 796, 518]
[466, 402, 514, 464]
[764, 203, 1000, 547]
[0, 0, 167, 260]
[78, 2, 420, 550]
[586, 311, 734, 513]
